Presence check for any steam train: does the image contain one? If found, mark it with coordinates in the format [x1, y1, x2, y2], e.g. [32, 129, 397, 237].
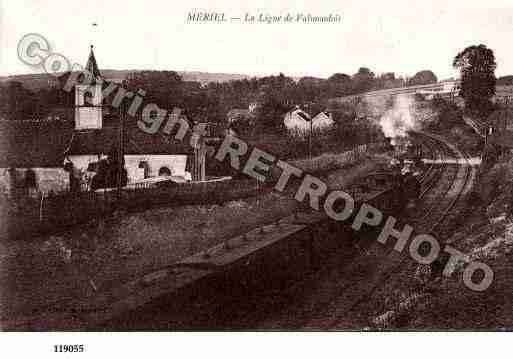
[397, 169, 422, 211]
[352, 167, 421, 213]
[386, 136, 423, 165]
[384, 136, 424, 211]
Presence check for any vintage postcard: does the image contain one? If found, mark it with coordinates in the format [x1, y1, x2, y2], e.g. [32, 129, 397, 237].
[0, 0, 511, 356]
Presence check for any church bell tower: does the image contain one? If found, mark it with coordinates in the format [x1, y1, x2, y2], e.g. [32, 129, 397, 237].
[75, 45, 102, 130]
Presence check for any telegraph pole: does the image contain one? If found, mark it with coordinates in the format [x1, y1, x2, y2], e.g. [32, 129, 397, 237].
[117, 88, 126, 200]
[304, 102, 313, 159]
[309, 116, 313, 159]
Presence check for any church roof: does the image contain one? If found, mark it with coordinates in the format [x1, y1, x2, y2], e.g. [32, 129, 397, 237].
[85, 45, 101, 82]
[0, 117, 194, 168]
[66, 121, 194, 157]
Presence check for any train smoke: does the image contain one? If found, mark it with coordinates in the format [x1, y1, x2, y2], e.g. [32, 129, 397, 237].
[379, 94, 418, 138]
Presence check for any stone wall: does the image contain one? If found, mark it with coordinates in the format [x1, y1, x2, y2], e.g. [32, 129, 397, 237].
[0, 167, 69, 195]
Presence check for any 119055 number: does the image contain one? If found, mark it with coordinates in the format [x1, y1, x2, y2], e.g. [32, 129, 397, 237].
[54, 345, 84, 353]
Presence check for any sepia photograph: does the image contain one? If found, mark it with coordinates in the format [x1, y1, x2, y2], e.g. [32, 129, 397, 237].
[0, 0, 512, 356]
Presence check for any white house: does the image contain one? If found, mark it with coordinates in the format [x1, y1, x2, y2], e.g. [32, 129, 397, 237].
[283, 108, 334, 134]
[312, 111, 334, 128]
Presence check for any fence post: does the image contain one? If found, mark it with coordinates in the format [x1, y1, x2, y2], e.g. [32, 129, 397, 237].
[39, 191, 45, 223]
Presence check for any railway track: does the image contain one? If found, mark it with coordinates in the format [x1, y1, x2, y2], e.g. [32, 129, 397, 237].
[251, 131, 474, 330]
[404, 131, 474, 238]
[357, 132, 476, 329]
[312, 131, 474, 329]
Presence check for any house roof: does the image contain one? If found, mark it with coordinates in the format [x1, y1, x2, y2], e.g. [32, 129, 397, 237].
[312, 111, 331, 119]
[285, 108, 312, 121]
[66, 120, 194, 157]
[0, 116, 195, 168]
[0, 121, 74, 168]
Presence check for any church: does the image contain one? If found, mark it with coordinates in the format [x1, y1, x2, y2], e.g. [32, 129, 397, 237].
[65, 45, 196, 189]
[0, 45, 210, 195]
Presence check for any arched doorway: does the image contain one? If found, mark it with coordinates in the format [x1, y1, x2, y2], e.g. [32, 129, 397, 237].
[158, 166, 172, 176]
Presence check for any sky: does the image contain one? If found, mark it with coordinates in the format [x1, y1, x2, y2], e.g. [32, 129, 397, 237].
[2, 0, 513, 80]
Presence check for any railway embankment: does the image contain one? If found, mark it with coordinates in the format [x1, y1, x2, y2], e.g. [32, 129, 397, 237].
[373, 147, 513, 329]
[413, 152, 513, 329]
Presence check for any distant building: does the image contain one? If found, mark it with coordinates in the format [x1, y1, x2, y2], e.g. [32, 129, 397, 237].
[415, 80, 461, 100]
[283, 108, 334, 134]
[226, 102, 258, 123]
[227, 108, 252, 123]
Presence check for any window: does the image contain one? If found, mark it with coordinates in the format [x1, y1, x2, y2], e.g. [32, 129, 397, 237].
[84, 90, 93, 105]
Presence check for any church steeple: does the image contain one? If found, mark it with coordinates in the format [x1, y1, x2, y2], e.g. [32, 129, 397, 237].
[85, 45, 101, 82]
[74, 44, 103, 130]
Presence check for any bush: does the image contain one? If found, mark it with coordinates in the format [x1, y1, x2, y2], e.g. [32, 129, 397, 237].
[430, 97, 463, 130]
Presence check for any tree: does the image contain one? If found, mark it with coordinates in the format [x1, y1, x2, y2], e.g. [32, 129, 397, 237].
[326, 73, 352, 97]
[453, 44, 497, 119]
[182, 90, 223, 124]
[255, 92, 291, 132]
[90, 146, 128, 190]
[374, 72, 405, 90]
[295, 77, 325, 104]
[254, 73, 295, 132]
[352, 67, 375, 94]
[0, 81, 38, 119]
[430, 97, 463, 130]
[408, 70, 438, 86]
[125, 70, 184, 111]
[328, 73, 351, 83]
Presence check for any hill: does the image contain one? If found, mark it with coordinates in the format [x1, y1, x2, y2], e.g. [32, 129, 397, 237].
[497, 75, 513, 86]
[0, 70, 269, 91]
